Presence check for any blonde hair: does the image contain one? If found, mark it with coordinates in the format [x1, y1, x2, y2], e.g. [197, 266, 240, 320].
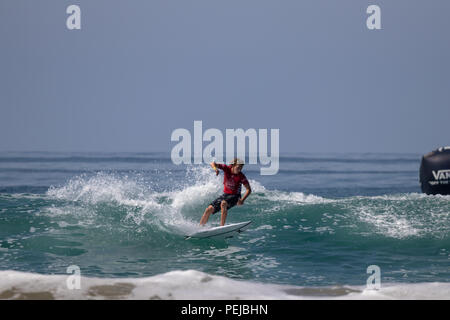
[230, 158, 244, 167]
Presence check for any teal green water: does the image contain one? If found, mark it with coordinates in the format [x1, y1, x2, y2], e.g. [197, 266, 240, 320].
[0, 152, 449, 287]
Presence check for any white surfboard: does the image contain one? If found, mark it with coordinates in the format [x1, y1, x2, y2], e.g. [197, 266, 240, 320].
[186, 221, 252, 239]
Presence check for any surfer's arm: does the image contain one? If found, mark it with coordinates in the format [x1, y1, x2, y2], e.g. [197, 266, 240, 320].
[212, 162, 228, 171]
[238, 183, 251, 205]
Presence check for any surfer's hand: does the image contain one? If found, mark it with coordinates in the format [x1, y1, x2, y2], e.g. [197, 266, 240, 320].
[211, 161, 219, 175]
[237, 199, 244, 206]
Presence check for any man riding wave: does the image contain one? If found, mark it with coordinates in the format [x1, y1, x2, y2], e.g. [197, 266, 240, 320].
[199, 158, 252, 226]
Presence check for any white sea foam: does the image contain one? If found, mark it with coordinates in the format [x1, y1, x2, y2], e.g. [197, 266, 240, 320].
[265, 191, 329, 204]
[42, 167, 330, 238]
[43, 169, 449, 240]
[342, 193, 450, 239]
[356, 206, 420, 238]
[248, 179, 329, 205]
[0, 269, 448, 300]
[43, 168, 224, 236]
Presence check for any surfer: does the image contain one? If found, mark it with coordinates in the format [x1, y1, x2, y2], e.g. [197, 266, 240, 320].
[199, 158, 252, 226]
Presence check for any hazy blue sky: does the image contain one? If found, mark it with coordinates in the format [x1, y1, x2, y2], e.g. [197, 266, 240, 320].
[1, 0, 449, 154]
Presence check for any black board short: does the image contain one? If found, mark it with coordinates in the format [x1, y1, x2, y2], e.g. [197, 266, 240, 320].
[210, 193, 240, 214]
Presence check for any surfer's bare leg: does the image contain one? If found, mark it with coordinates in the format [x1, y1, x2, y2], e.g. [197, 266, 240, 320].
[220, 200, 228, 226]
[200, 205, 215, 226]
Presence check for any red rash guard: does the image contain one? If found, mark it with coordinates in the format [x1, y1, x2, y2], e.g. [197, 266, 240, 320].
[216, 164, 249, 195]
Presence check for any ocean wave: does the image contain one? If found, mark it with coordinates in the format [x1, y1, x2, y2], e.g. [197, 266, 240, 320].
[41, 168, 332, 236]
[0, 269, 448, 300]
[39, 168, 450, 242]
[338, 193, 450, 239]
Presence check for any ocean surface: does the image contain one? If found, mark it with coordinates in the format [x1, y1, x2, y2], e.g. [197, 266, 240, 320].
[0, 152, 449, 299]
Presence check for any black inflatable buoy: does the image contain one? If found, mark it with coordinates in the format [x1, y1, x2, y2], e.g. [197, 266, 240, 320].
[420, 147, 450, 195]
